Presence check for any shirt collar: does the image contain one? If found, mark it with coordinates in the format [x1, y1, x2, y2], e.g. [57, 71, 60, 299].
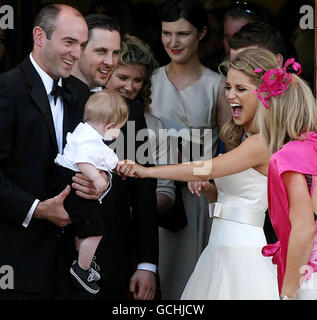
[90, 86, 103, 93]
[29, 52, 62, 95]
[83, 122, 105, 140]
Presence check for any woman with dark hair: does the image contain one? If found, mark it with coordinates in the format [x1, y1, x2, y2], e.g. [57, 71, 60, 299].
[149, 0, 229, 299]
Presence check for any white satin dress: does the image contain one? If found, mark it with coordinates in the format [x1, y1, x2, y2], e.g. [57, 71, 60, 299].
[181, 168, 279, 300]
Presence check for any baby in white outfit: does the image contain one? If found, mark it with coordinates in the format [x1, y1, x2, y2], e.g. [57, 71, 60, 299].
[54, 89, 128, 294]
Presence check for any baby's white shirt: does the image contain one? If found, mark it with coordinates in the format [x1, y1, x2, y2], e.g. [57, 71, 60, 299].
[55, 122, 118, 172]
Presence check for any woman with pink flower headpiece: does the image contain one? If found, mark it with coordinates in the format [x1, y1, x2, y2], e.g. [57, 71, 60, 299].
[116, 48, 285, 299]
[257, 51, 317, 300]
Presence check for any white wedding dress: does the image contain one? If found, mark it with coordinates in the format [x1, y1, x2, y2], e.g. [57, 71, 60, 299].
[181, 168, 279, 300]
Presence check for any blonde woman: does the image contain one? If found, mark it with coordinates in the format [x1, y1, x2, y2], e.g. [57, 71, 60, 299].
[256, 56, 317, 300]
[117, 48, 282, 299]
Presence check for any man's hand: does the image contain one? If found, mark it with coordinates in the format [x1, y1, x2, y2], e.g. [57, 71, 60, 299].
[188, 180, 218, 202]
[72, 171, 109, 200]
[188, 181, 214, 197]
[130, 270, 156, 300]
[33, 185, 71, 227]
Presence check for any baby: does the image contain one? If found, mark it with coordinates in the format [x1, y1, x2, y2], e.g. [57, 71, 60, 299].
[53, 89, 128, 294]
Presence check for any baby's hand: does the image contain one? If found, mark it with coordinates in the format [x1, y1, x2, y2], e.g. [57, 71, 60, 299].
[93, 175, 108, 193]
[116, 160, 147, 178]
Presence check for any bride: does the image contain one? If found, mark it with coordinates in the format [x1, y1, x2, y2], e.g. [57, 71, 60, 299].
[117, 48, 280, 299]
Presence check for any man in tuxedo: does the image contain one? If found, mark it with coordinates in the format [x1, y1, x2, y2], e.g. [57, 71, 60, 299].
[71, 14, 159, 300]
[0, 4, 107, 299]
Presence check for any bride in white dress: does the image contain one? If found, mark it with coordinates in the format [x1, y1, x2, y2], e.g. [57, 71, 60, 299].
[182, 168, 278, 299]
[116, 48, 280, 299]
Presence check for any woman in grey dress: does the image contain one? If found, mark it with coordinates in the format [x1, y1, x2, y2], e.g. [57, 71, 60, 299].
[149, 0, 230, 299]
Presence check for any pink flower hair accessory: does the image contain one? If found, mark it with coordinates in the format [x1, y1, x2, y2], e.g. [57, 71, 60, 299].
[253, 58, 302, 109]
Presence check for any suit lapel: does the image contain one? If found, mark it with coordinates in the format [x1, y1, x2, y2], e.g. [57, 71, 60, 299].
[21, 57, 58, 152]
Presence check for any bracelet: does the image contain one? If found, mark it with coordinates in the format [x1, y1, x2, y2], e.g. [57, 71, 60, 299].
[280, 294, 294, 300]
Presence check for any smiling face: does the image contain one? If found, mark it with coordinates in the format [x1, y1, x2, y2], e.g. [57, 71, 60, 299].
[225, 68, 258, 132]
[78, 28, 121, 89]
[34, 8, 88, 79]
[106, 64, 145, 100]
[161, 18, 205, 64]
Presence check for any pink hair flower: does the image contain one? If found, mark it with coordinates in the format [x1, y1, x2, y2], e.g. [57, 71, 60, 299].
[253, 58, 302, 109]
[292, 62, 301, 74]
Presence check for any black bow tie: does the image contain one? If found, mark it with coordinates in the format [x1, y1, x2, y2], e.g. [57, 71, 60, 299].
[50, 79, 73, 104]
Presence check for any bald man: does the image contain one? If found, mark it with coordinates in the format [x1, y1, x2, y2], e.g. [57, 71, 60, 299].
[0, 4, 105, 299]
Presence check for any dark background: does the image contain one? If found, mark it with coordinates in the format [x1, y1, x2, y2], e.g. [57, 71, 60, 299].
[0, 0, 315, 89]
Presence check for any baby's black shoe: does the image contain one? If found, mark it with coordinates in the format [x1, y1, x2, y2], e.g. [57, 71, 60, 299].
[70, 260, 100, 294]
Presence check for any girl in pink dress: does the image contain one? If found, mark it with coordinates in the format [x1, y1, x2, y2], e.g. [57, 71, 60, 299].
[257, 56, 317, 300]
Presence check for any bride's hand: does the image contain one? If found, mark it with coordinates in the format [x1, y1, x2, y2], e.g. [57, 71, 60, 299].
[116, 160, 148, 179]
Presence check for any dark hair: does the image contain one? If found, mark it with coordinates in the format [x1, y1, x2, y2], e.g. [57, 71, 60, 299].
[33, 4, 61, 39]
[228, 22, 286, 58]
[224, 0, 272, 25]
[84, 14, 120, 41]
[159, 0, 208, 33]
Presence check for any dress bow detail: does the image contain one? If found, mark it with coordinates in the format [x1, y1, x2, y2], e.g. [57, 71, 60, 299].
[262, 241, 281, 265]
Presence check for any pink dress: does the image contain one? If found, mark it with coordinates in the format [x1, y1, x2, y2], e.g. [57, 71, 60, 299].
[262, 131, 317, 296]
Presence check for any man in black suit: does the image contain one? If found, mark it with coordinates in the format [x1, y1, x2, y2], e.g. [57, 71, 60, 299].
[0, 4, 107, 299]
[71, 14, 159, 300]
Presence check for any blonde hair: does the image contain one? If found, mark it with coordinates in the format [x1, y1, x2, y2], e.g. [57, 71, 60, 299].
[258, 73, 317, 154]
[218, 48, 278, 148]
[83, 89, 129, 125]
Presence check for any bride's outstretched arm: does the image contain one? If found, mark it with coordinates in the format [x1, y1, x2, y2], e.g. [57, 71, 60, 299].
[116, 134, 269, 181]
[116, 158, 212, 181]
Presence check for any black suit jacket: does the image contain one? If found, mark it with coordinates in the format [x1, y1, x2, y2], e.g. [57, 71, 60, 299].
[0, 57, 89, 292]
[95, 99, 159, 290]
